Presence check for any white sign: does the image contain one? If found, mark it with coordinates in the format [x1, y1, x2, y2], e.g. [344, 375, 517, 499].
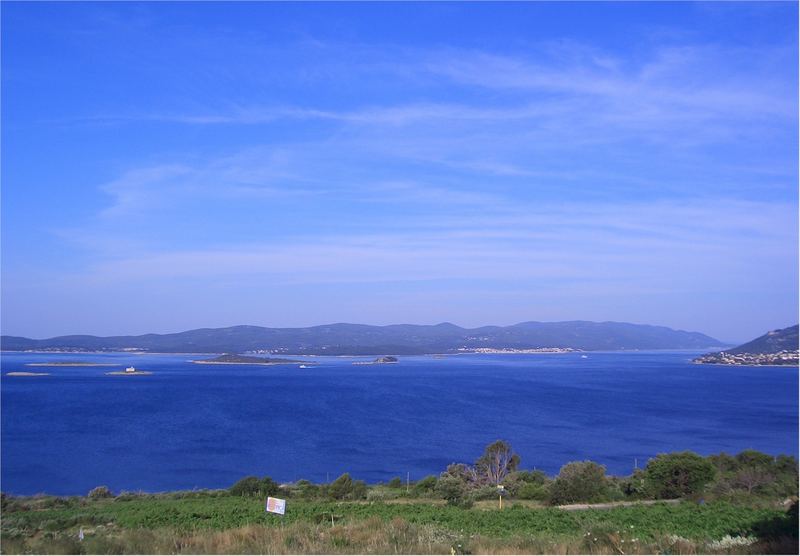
[265, 496, 286, 515]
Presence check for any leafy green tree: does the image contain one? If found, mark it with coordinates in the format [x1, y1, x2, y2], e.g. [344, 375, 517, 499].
[548, 461, 609, 505]
[388, 477, 403, 489]
[644, 451, 716, 499]
[474, 440, 520, 486]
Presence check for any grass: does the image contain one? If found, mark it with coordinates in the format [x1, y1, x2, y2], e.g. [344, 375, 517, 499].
[2, 494, 796, 554]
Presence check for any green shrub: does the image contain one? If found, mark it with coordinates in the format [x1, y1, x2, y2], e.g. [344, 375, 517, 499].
[327, 473, 366, 500]
[228, 475, 279, 498]
[618, 469, 648, 499]
[88, 486, 113, 499]
[412, 475, 438, 495]
[294, 479, 321, 499]
[472, 485, 499, 501]
[644, 452, 715, 499]
[548, 461, 609, 505]
[435, 475, 472, 508]
[516, 482, 548, 501]
[387, 477, 403, 489]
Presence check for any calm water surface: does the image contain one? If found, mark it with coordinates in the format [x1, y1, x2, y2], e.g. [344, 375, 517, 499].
[1, 351, 797, 495]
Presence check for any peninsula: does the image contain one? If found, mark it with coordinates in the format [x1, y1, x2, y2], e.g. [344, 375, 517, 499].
[693, 325, 799, 366]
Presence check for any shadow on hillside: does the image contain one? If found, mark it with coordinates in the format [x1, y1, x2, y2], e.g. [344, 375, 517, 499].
[749, 501, 798, 555]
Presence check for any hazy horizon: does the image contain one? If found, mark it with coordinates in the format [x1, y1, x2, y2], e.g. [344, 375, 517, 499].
[2, 2, 797, 343]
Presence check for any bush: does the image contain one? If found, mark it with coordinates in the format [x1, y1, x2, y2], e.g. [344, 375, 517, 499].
[619, 469, 648, 499]
[644, 451, 715, 499]
[367, 488, 398, 501]
[294, 479, 321, 499]
[515, 470, 547, 484]
[548, 461, 608, 505]
[388, 477, 403, 489]
[327, 473, 366, 500]
[472, 485, 500, 501]
[87, 486, 113, 499]
[228, 475, 279, 498]
[516, 482, 548, 501]
[412, 475, 438, 495]
[351, 480, 367, 500]
[435, 475, 472, 508]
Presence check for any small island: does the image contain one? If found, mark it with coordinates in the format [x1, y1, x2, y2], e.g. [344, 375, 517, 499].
[6, 372, 51, 376]
[105, 366, 153, 376]
[353, 356, 398, 365]
[192, 354, 306, 366]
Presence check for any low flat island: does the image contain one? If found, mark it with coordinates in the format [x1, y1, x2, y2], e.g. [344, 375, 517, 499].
[192, 354, 307, 366]
[353, 356, 398, 365]
[6, 372, 51, 376]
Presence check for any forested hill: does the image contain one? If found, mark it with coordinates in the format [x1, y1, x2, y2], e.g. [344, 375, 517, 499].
[727, 324, 799, 355]
[1, 321, 720, 355]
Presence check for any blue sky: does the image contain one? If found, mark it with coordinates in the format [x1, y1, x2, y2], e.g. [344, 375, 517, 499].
[2, 1, 797, 342]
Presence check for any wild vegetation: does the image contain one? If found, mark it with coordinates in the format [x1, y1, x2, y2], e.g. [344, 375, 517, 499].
[2, 443, 796, 554]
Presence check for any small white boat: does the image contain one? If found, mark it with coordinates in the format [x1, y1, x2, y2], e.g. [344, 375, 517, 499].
[580, 355, 588, 359]
[299, 365, 308, 368]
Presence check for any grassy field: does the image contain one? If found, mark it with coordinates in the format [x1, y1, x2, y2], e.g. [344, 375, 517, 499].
[2, 494, 796, 554]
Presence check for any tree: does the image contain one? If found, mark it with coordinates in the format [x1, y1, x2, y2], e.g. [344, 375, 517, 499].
[548, 461, 608, 505]
[644, 451, 716, 499]
[474, 440, 520, 486]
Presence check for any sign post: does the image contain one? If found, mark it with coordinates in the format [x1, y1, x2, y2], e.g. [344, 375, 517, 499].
[265, 496, 286, 516]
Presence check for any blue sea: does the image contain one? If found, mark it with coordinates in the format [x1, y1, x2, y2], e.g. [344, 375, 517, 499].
[1, 351, 797, 496]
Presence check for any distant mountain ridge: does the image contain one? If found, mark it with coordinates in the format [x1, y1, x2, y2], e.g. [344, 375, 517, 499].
[1, 321, 721, 355]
